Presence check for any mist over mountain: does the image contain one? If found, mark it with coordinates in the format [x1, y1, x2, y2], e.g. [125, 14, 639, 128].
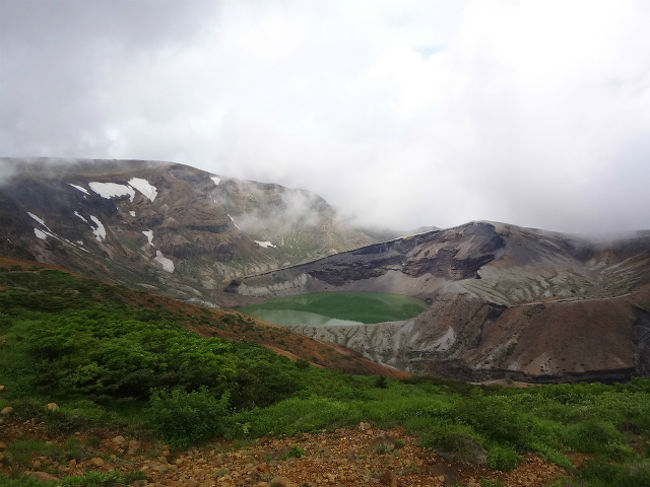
[1, 157, 649, 383]
[0, 158, 383, 306]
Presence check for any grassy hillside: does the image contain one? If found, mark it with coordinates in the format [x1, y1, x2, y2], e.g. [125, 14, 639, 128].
[0, 261, 649, 486]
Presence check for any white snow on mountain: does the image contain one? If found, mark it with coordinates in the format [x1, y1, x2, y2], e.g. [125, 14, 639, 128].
[27, 212, 46, 226]
[89, 182, 135, 202]
[69, 183, 89, 195]
[255, 240, 276, 248]
[128, 177, 158, 202]
[155, 250, 174, 272]
[142, 230, 154, 246]
[74, 211, 87, 223]
[89, 215, 106, 241]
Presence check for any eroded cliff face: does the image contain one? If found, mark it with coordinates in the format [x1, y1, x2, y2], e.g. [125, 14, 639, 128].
[233, 221, 650, 382]
[0, 158, 380, 305]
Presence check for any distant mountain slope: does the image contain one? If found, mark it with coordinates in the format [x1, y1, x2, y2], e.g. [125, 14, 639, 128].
[232, 221, 650, 382]
[0, 158, 380, 305]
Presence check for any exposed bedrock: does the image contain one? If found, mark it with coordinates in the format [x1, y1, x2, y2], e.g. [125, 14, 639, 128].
[237, 222, 650, 381]
[0, 158, 384, 304]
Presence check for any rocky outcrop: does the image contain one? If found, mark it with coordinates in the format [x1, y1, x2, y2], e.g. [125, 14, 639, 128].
[235, 221, 650, 382]
[0, 158, 381, 305]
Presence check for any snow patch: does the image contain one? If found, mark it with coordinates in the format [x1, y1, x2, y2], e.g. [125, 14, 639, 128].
[129, 211, 136, 217]
[34, 228, 48, 240]
[128, 177, 158, 202]
[155, 250, 174, 272]
[227, 214, 240, 229]
[27, 212, 46, 226]
[89, 182, 135, 202]
[142, 230, 154, 246]
[255, 240, 276, 248]
[211, 176, 221, 186]
[69, 183, 89, 195]
[89, 215, 106, 242]
[74, 211, 87, 223]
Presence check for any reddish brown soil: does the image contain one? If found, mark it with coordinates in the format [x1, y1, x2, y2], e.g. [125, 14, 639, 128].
[0, 417, 565, 487]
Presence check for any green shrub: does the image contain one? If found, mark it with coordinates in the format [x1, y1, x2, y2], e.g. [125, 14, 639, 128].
[295, 358, 310, 369]
[146, 388, 230, 448]
[44, 409, 90, 435]
[421, 424, 487, 466]
[563, 419, 620, 454]
[122, 470, 148, 484]
[375, 443, 390, 454]
[375, 376, 388, 389]
[282, 445, 304, 460]
[60, 470, 123, 487]
[487, 444, 520, 471]
[456, 396, 533, 449]
[3, 438, 63, 467]
[0, 476, 57, 487]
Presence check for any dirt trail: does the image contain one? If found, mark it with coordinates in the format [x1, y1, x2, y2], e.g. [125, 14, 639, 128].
[0, 418, 565, 487]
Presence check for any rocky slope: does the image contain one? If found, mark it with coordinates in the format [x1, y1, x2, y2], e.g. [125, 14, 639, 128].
[0, 158, 380, 306]
[0, 412, 565, 487]
[231, 221, 650, 382]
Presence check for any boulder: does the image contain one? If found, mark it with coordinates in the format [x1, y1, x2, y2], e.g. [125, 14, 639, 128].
[88, 457, 105, 467]
[269, 476, 298, 487]
[111, 435, 127, 447]
[28, 471, 59, 482]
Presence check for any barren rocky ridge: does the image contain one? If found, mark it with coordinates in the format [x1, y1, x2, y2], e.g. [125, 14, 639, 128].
[234, 222, 650, 382]
[0, 158, 383, 307]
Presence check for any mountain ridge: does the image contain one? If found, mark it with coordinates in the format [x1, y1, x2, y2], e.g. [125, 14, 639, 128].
[0, 157, 385, 306]
[2, 158, 649, 383]
[231, 220, 650, 382]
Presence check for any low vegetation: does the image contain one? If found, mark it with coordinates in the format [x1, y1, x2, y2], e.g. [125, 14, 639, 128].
[1, 265, 649, 486]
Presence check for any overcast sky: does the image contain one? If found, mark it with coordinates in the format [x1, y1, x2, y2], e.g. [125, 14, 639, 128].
[1, 1, 649, 233]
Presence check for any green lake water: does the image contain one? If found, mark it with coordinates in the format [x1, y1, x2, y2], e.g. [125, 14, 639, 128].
[238, 291, 428, 326]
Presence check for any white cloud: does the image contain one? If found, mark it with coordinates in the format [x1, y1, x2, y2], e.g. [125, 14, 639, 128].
[1, 0, 649, 233]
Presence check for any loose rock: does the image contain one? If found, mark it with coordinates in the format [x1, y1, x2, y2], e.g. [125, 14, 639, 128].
[88, 457, 105, 467]
[380, 470, 397, 487]
[270, 476, 298, 487]
[111, 435, 127, 447]
[28, 471, 59, 482]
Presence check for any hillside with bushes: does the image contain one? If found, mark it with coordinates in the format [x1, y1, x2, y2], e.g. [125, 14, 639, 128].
[0, 260, 649, 486]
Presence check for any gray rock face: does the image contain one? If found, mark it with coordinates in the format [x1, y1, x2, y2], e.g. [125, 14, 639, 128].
[234, 221, 650, 382]
[0, 158, 380, 305]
